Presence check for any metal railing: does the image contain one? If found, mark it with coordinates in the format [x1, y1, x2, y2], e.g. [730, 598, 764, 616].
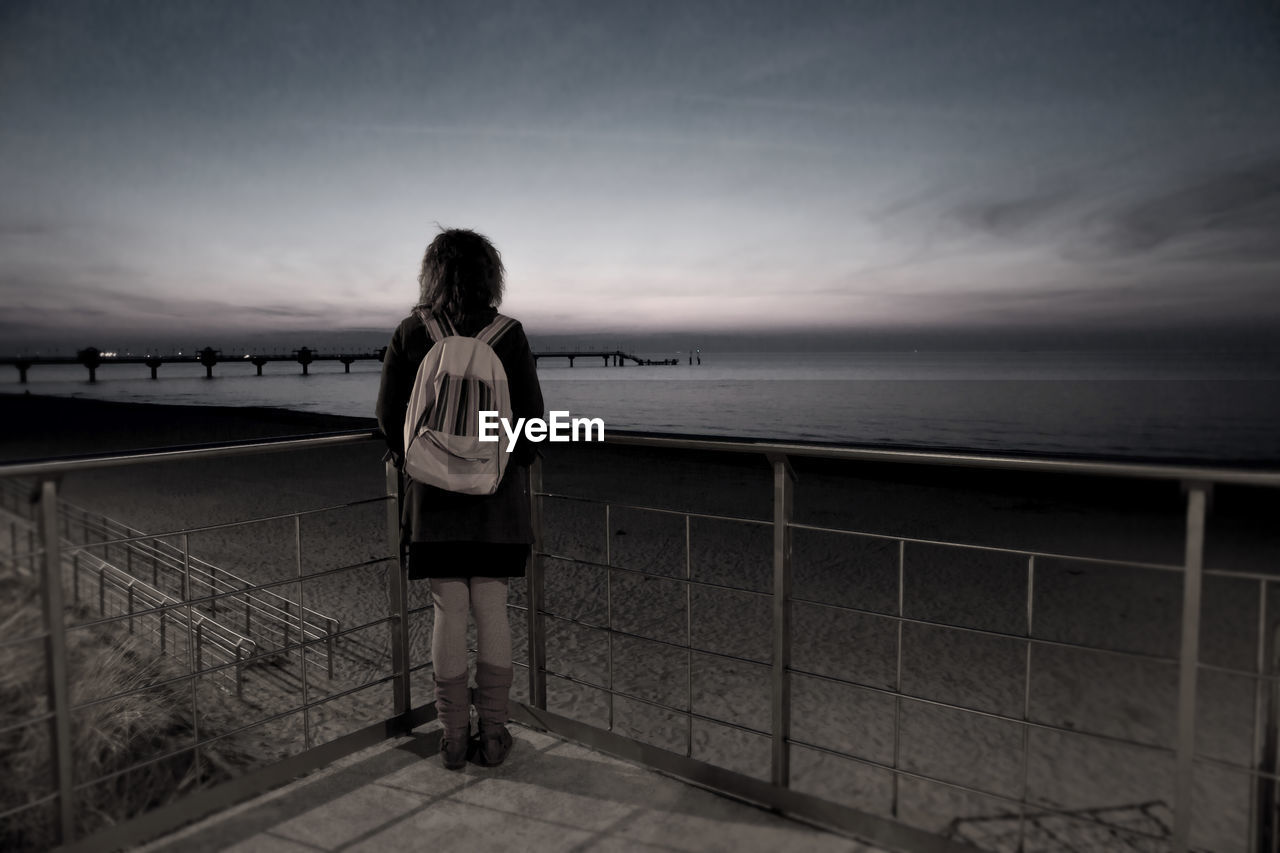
[0, 431, 406, 852]
[1, 429, 1277, 852]
[0, 482, 339, 685]
[518, 437, 1279, 853]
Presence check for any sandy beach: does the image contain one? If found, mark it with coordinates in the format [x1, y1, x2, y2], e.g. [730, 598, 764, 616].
[2, 393, 1275, 852]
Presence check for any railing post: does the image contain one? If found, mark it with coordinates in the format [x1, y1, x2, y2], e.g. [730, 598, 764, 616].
[160, 608, 167, 653]
[72, 551, 80, 604]
[38, 478, 76, 843]
[182, 533, 201, 781]
[1253, 583, 1276, 853]
[385, 459, 411, 717]
[327, 617, 337, 680]
[1173, 481, 1210, 853]
[767, 453, 795, 789]
[195, 617, 204, 672]
[295, 516, 312, 749]
[527, 457, 547, 710]
[235, 642, 245, 699]
[98, 565, 106, 615]
[127, 582, 135, 634]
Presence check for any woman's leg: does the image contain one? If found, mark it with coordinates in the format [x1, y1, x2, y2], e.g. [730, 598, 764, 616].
[469, 576, 514, 765]
[429, 577, 471, 679]
[469, 576, 511, 668]
[429, 577, 471, 769]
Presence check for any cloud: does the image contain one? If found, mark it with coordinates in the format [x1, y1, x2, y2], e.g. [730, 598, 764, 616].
[951, 187, 1077, 240]
[1072, 156, 1280, 264]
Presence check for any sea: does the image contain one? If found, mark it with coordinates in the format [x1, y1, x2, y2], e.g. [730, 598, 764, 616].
[8, 350, 1280, 463]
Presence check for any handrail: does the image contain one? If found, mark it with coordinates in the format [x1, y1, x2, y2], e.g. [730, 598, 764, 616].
[0, 429, 381, 478]
[1, 425, 1279, 486]
[599, 430, 1280, 487]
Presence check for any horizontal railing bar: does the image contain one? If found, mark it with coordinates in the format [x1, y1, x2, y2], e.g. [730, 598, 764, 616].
[67, 552, 326, 633]
[542, 640, 1177, 753]
[84, 580, 329, 641]
[74, 529, 332, 624]
[543, 667, 774, 739]
[1194, 752, 1279, 782]
[1202, 567, 1280, 582]
[0, 430, 381, 478]
[512, 702, 982, 853]
[534, 556, 1184, 670]
[791, 665, 1178, 755]
[6, 426, 1279, 488]
[540, 609, 772, 669]
[54, 708, 432, 853]
[789, 521, 1184, 572]
[1199, 660, 1270, 680]
[789, 594, 1182, 666]
[536, 491, 768, 526]
[598, 431, 1280, 488]
[63, 556, 388, 637]
[74, 670, 403, 792]
[534, 494, 1280, 585]
[83, 566, 253, 637]
[66, 591, 261, 647]
[788, 735, 1172, 844]
[57, 494, 391, 555]
[536, 550, 772, 599]
[69, 615, 394, 711]
[0, 790, 60, 823]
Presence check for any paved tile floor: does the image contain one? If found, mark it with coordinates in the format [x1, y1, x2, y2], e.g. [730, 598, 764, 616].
[138, 724, 890, 852]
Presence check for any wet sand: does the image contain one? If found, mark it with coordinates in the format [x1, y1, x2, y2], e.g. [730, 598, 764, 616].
[2, 393, 1274, 851]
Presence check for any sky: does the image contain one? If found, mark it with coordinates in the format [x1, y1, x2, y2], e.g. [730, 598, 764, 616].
[2, 0, 1279, 351]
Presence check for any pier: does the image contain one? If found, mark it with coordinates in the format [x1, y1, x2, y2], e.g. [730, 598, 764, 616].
[0, 347, 387, 383]
[1, 346, 690, 382]
[533, 349, 680, 367]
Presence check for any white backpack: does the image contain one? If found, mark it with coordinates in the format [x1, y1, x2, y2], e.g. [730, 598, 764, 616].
[403, 309, 518, 495]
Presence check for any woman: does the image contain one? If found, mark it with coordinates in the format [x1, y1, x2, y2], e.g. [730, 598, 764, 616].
[376, 228, 543, 770]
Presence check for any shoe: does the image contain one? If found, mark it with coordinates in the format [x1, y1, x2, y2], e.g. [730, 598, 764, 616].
[470, 662, 514, 767]
[470, 725, 514, 767]
[433, 671, 471, 771]
[440, 733, 470, 770]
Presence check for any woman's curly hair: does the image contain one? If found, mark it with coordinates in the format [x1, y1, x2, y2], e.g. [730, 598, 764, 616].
[416, 228, 505, 322]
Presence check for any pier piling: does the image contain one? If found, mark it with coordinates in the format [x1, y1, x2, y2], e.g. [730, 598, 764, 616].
[198, 347, 219, 379]
[76, 347, 101, 383]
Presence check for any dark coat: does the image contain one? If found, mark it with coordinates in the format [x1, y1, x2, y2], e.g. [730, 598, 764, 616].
[375, 307, 545, 548]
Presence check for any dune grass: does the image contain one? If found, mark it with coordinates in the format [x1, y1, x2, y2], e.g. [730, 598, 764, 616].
[0, 572, 260, 851]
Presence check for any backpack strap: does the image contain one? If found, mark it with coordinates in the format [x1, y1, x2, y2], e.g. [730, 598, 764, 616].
[474, 313, 517, 347]
[415, 308, 457, 344]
